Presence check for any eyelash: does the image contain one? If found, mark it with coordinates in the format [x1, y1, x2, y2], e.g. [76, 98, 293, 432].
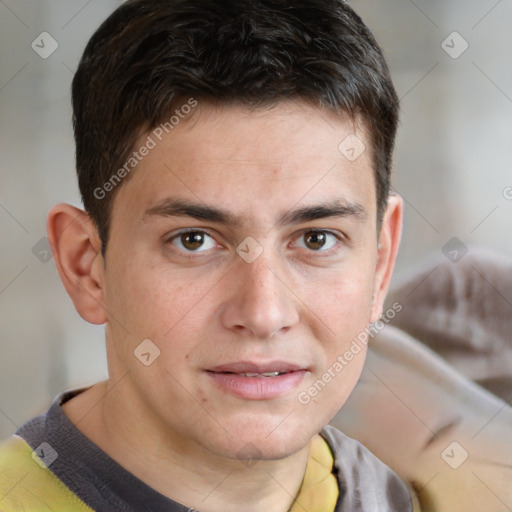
[165, 228, 345, 257]
[166, 228, 220, 254]
[290, 229, 344, 256]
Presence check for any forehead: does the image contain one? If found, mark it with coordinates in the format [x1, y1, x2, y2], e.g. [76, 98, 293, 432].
[113, 101, 376, 223]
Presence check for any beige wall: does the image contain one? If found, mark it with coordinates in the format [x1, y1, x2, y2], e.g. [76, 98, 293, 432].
[1, 0, 511, 439]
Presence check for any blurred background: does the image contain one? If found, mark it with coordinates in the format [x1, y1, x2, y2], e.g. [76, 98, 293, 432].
[1, 0, 511, 440]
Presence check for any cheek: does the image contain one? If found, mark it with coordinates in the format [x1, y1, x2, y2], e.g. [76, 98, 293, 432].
[106, 263, 231, 379]
[307, 265, 375, 331]
[301, 262, 376, 407]
[106, 258, 208, 332]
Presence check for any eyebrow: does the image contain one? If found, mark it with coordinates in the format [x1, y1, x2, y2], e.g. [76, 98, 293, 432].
[143, 198, 366, 226]
[143, 198, 239, 225]
[278, 201, 366, 225]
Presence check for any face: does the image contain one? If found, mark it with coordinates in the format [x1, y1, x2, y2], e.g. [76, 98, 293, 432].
[100, 101, 396, 461]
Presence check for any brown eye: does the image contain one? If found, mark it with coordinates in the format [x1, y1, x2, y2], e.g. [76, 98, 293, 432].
[304, 231, 327, 250]
[181, 232, 205, 250]
[296, 230, 339, 252]
[171, 231, 216, 252]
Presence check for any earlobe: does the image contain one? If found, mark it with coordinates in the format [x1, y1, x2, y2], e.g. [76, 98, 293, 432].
[47, 203, 107, 325]
[370, 194, 403, 322]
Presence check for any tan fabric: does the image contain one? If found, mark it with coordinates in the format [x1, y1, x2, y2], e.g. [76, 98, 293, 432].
[387, 246, 512, 400]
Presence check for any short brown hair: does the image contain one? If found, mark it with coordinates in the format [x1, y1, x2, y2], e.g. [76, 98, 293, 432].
[72, 0, 399, 253]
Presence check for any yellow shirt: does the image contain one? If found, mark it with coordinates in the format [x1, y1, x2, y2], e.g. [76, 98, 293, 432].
[290, 434, 339, 512]
[0, 434, 338, 512]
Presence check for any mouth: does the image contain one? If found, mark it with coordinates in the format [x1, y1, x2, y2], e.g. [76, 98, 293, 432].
[205, 361, 308, 400]
[227, 371, 286, 378]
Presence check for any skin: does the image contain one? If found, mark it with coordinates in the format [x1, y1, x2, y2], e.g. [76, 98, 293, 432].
[47, 101, 402, 512]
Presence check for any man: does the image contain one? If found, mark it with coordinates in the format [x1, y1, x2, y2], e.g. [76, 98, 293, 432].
[0, 1, 411, 510]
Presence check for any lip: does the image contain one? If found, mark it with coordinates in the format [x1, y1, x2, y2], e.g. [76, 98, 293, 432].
[208, 361, 305, 374]
[205, 361, 308, 400]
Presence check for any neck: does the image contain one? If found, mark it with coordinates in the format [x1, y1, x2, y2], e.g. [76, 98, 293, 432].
[63, 381, 311, 512]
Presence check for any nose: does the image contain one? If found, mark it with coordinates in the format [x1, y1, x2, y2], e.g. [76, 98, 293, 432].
[219, 252, 300, 339]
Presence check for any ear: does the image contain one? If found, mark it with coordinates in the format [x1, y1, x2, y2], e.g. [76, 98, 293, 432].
[47, 203, 107, 325]
[370, 194, 403, 322]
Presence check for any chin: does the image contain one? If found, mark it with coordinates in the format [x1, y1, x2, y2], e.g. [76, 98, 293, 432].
[216, 414, 323, 462]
